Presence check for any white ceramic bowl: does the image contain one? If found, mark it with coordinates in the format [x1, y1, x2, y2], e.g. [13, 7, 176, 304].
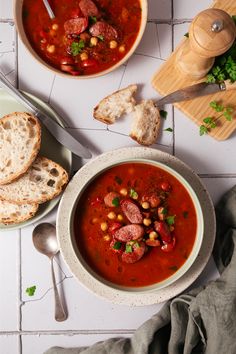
[57, 152, 205, 304]
[14, 0, 148, 79]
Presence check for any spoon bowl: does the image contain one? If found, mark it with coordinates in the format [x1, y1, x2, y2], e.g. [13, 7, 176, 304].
[32, 222, 67, 321]
[33, 223, 59, 259]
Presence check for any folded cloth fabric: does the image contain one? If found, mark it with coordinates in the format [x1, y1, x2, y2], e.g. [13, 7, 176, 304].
[45, 186, 236, 354]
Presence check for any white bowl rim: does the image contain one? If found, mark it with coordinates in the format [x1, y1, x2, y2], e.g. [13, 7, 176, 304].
[13, 0, 148, 79]
[56, 148, 213, 306]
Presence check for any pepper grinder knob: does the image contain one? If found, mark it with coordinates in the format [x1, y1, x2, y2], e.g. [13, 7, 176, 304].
[176, 9, 236, 80]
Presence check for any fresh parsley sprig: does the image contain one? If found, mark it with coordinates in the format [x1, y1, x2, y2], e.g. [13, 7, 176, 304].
[199, 101, 234, 136]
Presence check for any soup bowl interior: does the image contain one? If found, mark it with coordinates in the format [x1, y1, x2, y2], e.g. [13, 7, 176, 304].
[68, 159, 204, 293]
[14, 0, 148, 79]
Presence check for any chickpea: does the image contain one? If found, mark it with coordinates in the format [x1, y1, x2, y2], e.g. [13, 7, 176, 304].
[120, 188, 128, 196]
[40, 38, 47, 44]
[100, 222, 108, 232]
[142, 201, 150, 209]
[109, 40, 118, 49]
[52, 23, 59, 31]
[103, 235, 111, 242]
[117, 214, 123, 221]
[143, 218, 152, 226]
[80, 52, 88, 61]
[90, 37, 98, 46]
[108, 211, 116, 220]
[119, 45, 126, 53]
[47, 44, 55, 54]
[149, 231, 158, 240]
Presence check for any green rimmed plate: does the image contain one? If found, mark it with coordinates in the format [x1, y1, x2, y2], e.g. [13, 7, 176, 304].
[0, 88, 72, 230]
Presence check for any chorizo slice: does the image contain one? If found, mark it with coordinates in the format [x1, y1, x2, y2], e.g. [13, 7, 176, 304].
[122, 241, 146, 264]
[64, 17, 88, 35]
[154, 221, 172, 244]
[104, 191, 120, 207]
[79, 0, 100, 17]
[89, 21, 118, 40]
[114, 224, 144, 242]
[121, 199, 143, 224]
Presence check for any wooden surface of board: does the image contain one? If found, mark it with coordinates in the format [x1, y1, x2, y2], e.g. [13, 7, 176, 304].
[152, 0, 236, 140]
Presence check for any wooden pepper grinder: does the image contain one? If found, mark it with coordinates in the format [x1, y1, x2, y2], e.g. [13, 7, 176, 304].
[176, 9, 236, 80]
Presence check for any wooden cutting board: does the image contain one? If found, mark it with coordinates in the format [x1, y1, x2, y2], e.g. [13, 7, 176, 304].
[152, 0, 236, 140]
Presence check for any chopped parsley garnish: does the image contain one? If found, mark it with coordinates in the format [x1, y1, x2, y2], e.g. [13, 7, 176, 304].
[97, 35, 104, 41]
[125, 244, 133, 253]
[89, 15, 97, 24]
[115, 176, 122, 185]
[161, 208, 168, 215]
[113, 241, 122, 250]
[160, 110, 168, 119]
[166, 215, 176, 225]
[112, 197, 120, 207]
[164, 127, 173, 132]
[129, 188, 138, 199]
[183, 211, 189, 219]
[71, 40, 85, 56]
[26, 285, 36, 297]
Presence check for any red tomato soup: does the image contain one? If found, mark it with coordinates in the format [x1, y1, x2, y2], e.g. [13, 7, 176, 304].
[74, 163, 197, 288]
[22, 0, 142, 76]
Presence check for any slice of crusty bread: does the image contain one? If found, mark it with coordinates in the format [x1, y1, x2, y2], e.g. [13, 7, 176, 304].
[130, 100, 161, 146]
[0, 200, 38, 225]
[0, 112, 41, 185]
[0, 156, 69, 204]
[93, 84, 137, 124]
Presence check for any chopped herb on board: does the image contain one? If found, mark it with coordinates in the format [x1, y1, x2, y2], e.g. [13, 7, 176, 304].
[200, 101, 234, 136]
[26, 285, 36, 296]
[184, 32, 189, 38]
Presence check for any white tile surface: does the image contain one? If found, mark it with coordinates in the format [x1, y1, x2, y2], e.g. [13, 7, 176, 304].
[0, 0, 236, 352]
[0, 335, 19, 354]
[0, 230, 19, 331]
[173, 0, 212, 19]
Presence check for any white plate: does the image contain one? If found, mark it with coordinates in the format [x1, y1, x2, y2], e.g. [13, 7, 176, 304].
[0, 88, 72, 230]
[57, 147, 216, 306]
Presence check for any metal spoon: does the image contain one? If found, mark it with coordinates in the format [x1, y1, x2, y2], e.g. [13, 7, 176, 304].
[32, 223, 67, 322]
[43, 0, 55, 19]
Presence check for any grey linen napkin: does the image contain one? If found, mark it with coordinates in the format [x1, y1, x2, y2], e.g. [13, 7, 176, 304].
[45, 185, 236, 354]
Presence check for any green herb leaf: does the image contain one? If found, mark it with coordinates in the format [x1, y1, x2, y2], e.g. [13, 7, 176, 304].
[160, 110, 168, 119]
[115, 176, 122, 185]
[183, 211, 189, 218]
[199, 125, 209, 136]
[166, 215, 176, 225]
[125, 244, 133, 253]
[89, 15, 97, 24]
[112, 197, 120, 207]
[129, 188, 138, 199]
[224, 110, 233, 121]
[209, 101, 224, 112]
[26, 285, 36, 297]
[161, 208, 168, 215]
[97, 35, 104, 41]
[113, 241, 122, 250]
[206, 74, 216, 83]
[164, 127, 173, 132]
[203, 117, 214, 124]
[71, 40, 85, 56]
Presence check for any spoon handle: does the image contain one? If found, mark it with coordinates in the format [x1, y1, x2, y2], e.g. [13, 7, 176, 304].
[51, 258, 67, 322]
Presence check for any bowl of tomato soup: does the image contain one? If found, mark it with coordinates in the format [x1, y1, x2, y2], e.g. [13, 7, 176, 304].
[14, 0, 147, 78]
[65, 159, 203, 293]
